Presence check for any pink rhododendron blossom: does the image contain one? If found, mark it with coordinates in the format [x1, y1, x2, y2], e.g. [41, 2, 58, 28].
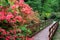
[9, 30, 17, 34]
[15, 16, 23, 22]
[9, 30, 14, 34]
[0, 15, 5, 20]
[11, 5, 18, 9]
[21, 7, 31, 14]
[10, 19, 16, 23]
[2, 31, 7, 35]
[7, 12, 12, 15]
[6, 36, 11, 40]
[5, 38, 9, 40]
[19, 2, 24, 7]
[1, 13, 5, 20]
[0, 28, 7, 35]
[23, 20, 26, 23]
[19, 0, 24, 3]
[22, 3, 31, 8]
[13, 30, 16, 34]
[7, 32, 10, 35]
[0, 11, 5, 16]
[6, 14, 14, 21]
[0, 6, 2, 8]
[0, 28, 5, 32]
[15, 1, 19, 5]
[26, 37, 34, 40]
[13, 11, 18, 15]
[19, 2, 33, 15]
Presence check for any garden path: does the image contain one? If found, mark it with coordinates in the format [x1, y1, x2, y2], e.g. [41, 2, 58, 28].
[33, 21, 56, 40]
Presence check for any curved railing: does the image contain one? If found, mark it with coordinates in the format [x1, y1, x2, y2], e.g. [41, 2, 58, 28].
[49, 21, 59, 40]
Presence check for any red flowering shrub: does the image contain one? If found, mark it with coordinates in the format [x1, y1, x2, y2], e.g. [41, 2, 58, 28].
[0, 0, 39, 40]
[0, 28, 23, 40]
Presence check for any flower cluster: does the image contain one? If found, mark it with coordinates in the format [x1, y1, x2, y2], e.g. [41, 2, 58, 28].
[0, 0, 34, 26]
[0, 28, 23, 40]
[0, 0, 35, 40]
[0, 10, 24, 25]
[10, 0, 33, 15]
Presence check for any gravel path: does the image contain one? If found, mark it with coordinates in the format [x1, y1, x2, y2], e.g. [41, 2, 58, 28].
[33, 21, 56, 40]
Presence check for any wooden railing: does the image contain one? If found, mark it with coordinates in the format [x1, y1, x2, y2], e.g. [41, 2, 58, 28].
[27, 20, 53, 38]
[49, 21, 59, 40]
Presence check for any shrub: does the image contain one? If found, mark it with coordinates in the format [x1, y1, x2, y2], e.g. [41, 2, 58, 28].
[0, 0, 40, 40]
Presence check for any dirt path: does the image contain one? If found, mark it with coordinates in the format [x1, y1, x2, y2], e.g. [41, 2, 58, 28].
[33, 21, 56, 40]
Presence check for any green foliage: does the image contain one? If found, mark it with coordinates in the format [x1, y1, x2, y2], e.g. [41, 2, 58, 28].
[0, 0, 9, 7]
[26, 0, 60, 13]
[40, 12, 51, 20]
[26, 0, 60, 20]
[50, 12, 60, 20]
[3, 20, 8, 23]
[45, 13, 51, 18]
[19, 25, 32, 36]
[26, 0, 42, 12]
[16, 38, 21, 40]
[43, 0, 59, 12]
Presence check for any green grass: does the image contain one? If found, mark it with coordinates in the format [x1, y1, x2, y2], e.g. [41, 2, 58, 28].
[52, 22, 60, 40]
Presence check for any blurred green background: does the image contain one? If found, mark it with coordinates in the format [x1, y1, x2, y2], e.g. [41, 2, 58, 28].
[25, 0, 60, 21]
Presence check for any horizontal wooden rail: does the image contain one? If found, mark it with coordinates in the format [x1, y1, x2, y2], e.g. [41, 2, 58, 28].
[49, 21, 59, 40]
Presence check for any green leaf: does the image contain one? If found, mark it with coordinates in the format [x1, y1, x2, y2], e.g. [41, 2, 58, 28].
[16, 38, 21, 40]
[27, 29, 32, 34]
[5, 0, 9, 3]
[20, 26, 27, 31]
[0, 0, 9, 7]
[17, 33, 23, 36]
[3, 20, 7, 23]
[8, 0, 14, 5]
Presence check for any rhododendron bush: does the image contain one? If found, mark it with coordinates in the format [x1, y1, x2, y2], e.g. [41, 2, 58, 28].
[0, 0, 40, 40]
